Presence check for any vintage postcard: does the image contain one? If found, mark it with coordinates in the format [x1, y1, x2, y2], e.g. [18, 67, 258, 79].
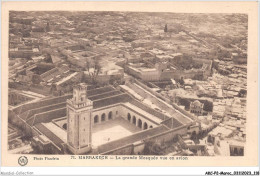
[1, 1, 258, 168]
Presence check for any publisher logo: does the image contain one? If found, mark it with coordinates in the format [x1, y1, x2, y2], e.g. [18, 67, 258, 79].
[18, 156, 28, 166]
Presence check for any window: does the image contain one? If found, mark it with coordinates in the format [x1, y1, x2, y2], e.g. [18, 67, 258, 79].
[94, 115, 99, 123]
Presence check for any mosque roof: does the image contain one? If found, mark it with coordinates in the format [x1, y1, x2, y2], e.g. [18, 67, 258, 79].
[14, 85, 173, 128]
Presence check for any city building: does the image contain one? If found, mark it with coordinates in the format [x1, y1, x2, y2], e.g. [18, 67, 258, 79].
[190, 100, 204, 116]
[126, 60, 212, 82]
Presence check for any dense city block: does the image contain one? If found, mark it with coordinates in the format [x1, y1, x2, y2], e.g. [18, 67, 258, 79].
[8, 11, 247, 156]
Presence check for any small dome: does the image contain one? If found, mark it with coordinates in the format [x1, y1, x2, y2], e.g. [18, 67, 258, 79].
[193, 100, 201, 106]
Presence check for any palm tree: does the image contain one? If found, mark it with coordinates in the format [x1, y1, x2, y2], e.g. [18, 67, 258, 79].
[85, 59, 102, 84]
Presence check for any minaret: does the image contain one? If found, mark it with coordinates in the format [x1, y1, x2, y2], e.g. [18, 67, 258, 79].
[66, 83, 93, 154]
[45, 22, 50, 32]
[164, 24, 168, 33]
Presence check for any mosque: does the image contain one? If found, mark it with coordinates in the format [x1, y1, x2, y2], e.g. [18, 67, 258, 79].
[9, 83, 197, 155]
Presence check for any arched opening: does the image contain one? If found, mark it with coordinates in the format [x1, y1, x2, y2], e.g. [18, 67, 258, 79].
[94, 115, 99, 123]
[127, 113, 131, 121]
[149, 125, 153, 128]
[108, 111, 112, 120]
[133, 116, 136, 125]
[62, 123, 67, 130]
[101, 113, 106, 121]
[138, 119, 142, 128]
[143, 122, 148, 130]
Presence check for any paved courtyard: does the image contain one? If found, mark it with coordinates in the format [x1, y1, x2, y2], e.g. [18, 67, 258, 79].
[41, 117, 141, 147]
[92, 117, 140, 146]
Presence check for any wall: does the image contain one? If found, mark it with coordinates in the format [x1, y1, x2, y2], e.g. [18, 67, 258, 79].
[31, 135, 64, 154]
[92, 105, 121, 126]
[134, 79, 196, 122]
[101, 144, 133, 155]
[28, 85, 51, 96]
[78, 108, 92, 148]
[144, 126, 187, 145]
[100, 126, 187, 155]
[125, 66, 142, 79]
[140, 70, 161, 82]
[133, 141, 145, 155]
[96, 74, 110, 84]
[92, 104, 158, 130]
[119, 104, 158, 129]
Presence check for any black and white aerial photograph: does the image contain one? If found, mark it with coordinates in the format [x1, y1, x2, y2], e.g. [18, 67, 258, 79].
[8, 11, 248, 157]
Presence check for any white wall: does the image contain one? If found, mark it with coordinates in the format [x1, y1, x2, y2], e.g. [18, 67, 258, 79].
[92, 104, 158, 130]
[118, 105, 158, 130]
[92, 105, 120, 125]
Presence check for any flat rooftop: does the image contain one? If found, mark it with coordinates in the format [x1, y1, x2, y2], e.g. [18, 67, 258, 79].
[42, 122, 67, 143]
[34, 123, 65, 150]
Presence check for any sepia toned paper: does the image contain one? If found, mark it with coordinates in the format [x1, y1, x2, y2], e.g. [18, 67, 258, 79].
[1, 1, 258, 167]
